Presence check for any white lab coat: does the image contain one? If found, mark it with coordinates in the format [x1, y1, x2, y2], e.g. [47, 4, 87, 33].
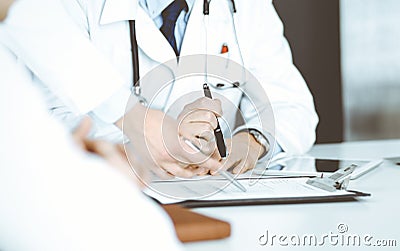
[0, 35, 182, 250]
[2, 0, 318, 154]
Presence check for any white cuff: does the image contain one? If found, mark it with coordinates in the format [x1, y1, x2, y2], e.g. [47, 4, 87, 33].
[233, 125, 282, 162]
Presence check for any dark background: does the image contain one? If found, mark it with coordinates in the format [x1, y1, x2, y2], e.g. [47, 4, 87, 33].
[273, 0, 343, 143]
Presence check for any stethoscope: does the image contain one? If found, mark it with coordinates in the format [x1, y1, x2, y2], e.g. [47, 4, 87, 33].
[128, 0, 244, 107]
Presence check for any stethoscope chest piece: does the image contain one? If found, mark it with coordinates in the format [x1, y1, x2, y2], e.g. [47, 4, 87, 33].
[132, 85, 148, 106]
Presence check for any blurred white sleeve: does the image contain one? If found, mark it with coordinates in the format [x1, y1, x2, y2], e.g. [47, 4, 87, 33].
[0, 42, 182, 251]
[1, 0, 131, 124]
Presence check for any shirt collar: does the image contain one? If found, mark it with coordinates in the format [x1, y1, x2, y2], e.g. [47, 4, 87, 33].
[100, 0, 139, 25]
[140, 0, 195, 19]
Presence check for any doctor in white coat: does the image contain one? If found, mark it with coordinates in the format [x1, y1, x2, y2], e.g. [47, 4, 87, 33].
[2, 0, 318, 176]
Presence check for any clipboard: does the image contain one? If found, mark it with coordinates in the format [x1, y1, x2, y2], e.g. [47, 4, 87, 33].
[173, 190, 370, 208]
[146, 175, 370, 208]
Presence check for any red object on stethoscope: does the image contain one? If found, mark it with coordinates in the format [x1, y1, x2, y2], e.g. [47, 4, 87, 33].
[221, 43, 229, 54]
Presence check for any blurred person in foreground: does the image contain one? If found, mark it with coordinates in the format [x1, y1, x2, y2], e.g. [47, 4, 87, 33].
[0, 1, 183, 250]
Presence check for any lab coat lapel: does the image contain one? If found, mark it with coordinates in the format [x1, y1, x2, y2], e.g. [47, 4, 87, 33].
[100, 0, 138, 24]
[136, 7, 177, 64]
[180, 0, 204, 56]
[99, 0, 175, 64]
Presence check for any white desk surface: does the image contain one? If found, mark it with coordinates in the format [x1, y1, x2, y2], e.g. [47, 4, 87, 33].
[183, 139, 400, 251]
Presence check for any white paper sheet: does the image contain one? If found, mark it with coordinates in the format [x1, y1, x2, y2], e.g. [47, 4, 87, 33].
[144, 177, 352, 205]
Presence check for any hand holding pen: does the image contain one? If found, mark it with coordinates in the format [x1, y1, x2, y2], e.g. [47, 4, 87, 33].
[202, 83, 246, 192]
[177, 97, 224, 158]
[177, 85, 247, 191]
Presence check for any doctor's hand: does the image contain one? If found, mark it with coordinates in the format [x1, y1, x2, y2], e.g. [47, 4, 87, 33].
[115, 103, 222, 179]
[177, 97, 223, 157]
[217, 132, 267, 174]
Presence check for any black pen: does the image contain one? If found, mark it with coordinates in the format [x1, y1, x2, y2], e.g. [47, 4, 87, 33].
[202, 83, 246, 192]
[203, 83, 227, 158]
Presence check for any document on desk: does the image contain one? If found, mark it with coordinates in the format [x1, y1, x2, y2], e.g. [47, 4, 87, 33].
[144, 177, 370, 207]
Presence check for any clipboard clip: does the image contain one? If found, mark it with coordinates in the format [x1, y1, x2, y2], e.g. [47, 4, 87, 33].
[306, 164, 357, 192]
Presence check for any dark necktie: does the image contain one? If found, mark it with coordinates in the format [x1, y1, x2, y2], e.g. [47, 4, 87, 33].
[160, 0, 188, 56]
